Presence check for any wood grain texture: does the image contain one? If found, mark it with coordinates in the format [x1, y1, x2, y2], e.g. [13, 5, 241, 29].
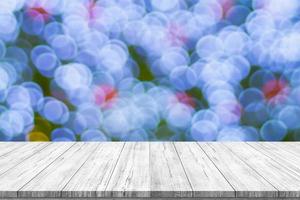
[104, 142, 150, 198]
[18, 143, 98, 198]
[174, 142, 235, 198]
[0, 142, 299, 199]
[248, 142, 300, 174]
[199, 143, 278, 198]
[62, 142, 124, 198]
[0, 142, 27, 157]
[150, 142, 192, 198]
[0, 142, 48, 176]
[0, 143, 73, 198]
[261, 142, 300, 156]
[2, 198, 300, 200]
[225, 142, 300, 198]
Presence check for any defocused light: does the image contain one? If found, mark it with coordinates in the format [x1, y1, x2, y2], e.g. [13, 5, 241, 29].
[1, 0, 300, 141]
[38, 97, 69, 124]
[55, 63, 92, 91]
[28, 131, 49, 141]
[260, 120, 287, 141]
[81, 129, 107, 141]
[191, 120, 218, 141]
[51, 128, 76, 141]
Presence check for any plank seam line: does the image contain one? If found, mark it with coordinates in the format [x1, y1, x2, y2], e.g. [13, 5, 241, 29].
[103, 142, 126, 193]
[273, 143, 300, 157]
[252, 142, 300, 160]
[172, 142, 194, 197]
[61, 143, 101, 195]
[222, 143, 280, 197]
[246, 142, 300, 179]
[0, 143, 51, 177]
[17, 143, 76, 197]
[196, 142, 236, 197]
[0, 144, 24, 158]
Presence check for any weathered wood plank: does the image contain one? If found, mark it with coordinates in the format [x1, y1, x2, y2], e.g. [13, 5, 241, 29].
[0, 143, 48, 176]
[1, 198, 300, 200]
[0, 143, 73, 198]
[0, 142, 299, 199]
[261, 142, 300, 156]
[104, 142, 150, 198]
[18, 143, 98, 198]
[225, 142, 300, 198]
[0, 142, 27, 157]
[199, 143, 277, 198]
[174, 142, 235, 198]
[150, 142, 192, 198]
[248, 142, 300, 174]
[3, 198, 300, 200]
[62, 142, 124, 198]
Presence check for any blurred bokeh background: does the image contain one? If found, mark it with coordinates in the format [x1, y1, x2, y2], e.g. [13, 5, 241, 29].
[1, 0, 300, 141]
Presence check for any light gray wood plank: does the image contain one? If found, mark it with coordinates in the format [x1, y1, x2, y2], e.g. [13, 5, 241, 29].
[248, 142, 300, 174]
[199, 143, 277, 198]
[62, 142, 124, 198]
[104, 142, 150, 198]
[0, 142, 73, 198]
[0, 143, 48, 176]
[18, 142, 98, 198]
[0, 142, 26, 157]
[1, 142, 300, 199]
[150, 142, 192, 198]
[1, 198, 300, 200]
[224, 142, 300, 198]
[285, 142, 300, 148]
[265, 142, 300, 156]
[174, 142, 235, 198]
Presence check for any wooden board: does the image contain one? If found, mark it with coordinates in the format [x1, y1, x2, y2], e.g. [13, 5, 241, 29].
[18, 143, 98, 198]
[0, 142, 28, 157]
[248, 142, 300, 174]
[150, 142, 192, 198]
[174, 142, 235, 198]
[0, 142, 48, 176]
[0, 143, 73, 198]
[0, 142, 299, 199]
[225, 142, 300, 198]
[62, 142, 124, 198]
[259, 142, 300, 156]
[199, 142, 278, 198]
[104, 142, 150, 198]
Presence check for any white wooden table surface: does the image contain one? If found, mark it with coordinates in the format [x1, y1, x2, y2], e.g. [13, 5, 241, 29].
[0, 142, 299, 200]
